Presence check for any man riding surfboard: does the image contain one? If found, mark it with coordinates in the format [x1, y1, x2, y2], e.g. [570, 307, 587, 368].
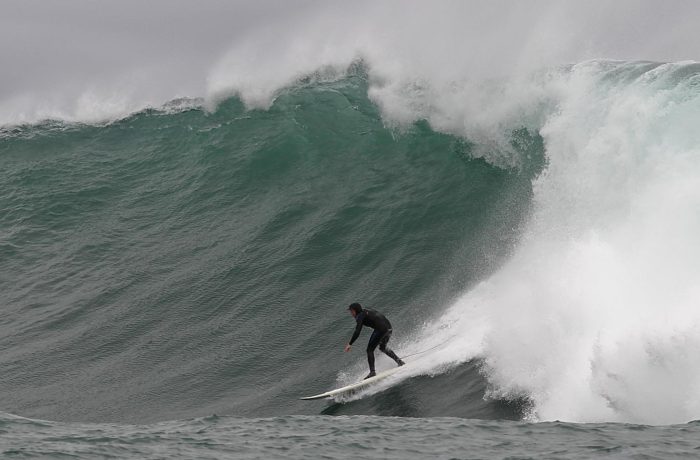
[344, 303, 405, 379]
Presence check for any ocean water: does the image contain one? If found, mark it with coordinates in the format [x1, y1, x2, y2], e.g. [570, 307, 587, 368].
[2, 13, 700, 457]
[5, 412, 700, 459]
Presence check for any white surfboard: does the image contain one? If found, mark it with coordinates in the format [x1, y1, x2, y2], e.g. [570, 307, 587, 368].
[300, 366, 404, 400]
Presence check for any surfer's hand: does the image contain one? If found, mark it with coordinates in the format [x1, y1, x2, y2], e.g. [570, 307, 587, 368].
[344, 344, 351, 352]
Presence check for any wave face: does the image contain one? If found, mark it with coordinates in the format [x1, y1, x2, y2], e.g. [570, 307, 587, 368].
[0, 74, 535, 423]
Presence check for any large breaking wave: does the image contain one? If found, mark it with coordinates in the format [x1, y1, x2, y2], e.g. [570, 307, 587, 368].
[2, 1, 700, 426]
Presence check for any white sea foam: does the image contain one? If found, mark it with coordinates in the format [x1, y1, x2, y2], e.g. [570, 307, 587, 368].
[402, 60, 700, 425]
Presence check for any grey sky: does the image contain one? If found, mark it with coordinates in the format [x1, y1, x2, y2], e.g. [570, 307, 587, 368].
[1, 0, 698, 123]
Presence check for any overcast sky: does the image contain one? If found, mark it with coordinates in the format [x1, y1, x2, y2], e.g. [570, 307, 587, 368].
[1, 0, 698, 124]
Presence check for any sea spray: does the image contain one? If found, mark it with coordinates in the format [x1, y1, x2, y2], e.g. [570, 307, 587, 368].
[410, 60, 700, 424]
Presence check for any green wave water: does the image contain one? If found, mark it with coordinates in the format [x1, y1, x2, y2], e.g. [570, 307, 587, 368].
[0, 75, 539, 424]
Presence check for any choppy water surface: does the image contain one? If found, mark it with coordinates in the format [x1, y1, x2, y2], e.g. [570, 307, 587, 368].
[5, 413, 700, 460]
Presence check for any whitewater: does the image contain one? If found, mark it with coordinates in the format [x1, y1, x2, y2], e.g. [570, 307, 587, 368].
[2, 1, 700, 458]
[411, 60, 700, 424]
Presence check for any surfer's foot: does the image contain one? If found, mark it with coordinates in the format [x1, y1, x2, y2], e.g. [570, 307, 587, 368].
[397, 359, 405, 367]
[364, 371, 376, 380]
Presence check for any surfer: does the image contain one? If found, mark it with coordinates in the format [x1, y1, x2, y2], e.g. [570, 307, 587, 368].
[344, 302, 405, 379]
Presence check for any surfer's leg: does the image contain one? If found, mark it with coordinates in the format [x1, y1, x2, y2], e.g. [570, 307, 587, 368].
[379, 330, 405, 366]
[366, 352, 376, 376]
[366, 330, 382, 375]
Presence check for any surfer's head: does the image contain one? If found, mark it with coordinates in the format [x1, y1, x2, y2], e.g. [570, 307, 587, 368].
[347, 302, 362, 317]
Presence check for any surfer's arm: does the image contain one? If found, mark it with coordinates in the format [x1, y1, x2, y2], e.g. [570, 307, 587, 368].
[348, 316, 364, 345]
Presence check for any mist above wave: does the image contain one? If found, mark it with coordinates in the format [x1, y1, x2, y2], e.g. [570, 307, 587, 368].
[2, 0, 699, 126]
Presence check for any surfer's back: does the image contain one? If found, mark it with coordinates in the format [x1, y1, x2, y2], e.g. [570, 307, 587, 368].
[359, 309, 392, 331]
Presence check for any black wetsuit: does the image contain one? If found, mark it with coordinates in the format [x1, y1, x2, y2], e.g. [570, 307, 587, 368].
[349, 308, 403, 373]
